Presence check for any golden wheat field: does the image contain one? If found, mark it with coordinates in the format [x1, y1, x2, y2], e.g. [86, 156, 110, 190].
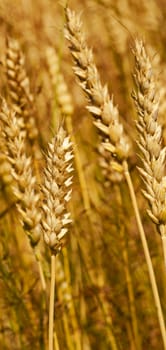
[0, 0, 166, 349]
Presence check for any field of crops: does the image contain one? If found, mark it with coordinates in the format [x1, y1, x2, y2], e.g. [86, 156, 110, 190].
[0, 1, 166, 349]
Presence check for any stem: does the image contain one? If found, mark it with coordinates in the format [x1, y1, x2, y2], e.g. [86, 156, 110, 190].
[62, 312, 75, 350]
[65, 114, 91, 213]
[54, 332, 60, 350]
[123, 160, 166, 350]
[63, 248, 82, 350]
[116, 185, 141, 350]
[49, 254, 56, 350]
[37, 259, 46, 291]
[34, 250, 46, 291]
[120, 225, 141, 350]
[55, 254, 75, 350]
[77, 240, 119, 350]
[161, 236, 166, 269]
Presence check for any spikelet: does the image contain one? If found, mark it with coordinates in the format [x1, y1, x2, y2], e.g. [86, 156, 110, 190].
[0, 100, 41, 246]
[41, 125, 73, 255]
[65, 7, 132, 168]
[148, 47, 166, 145]
[6, 37, 38, 142]
[46, 46, 74, 116]
[98, 144, 124, 185]
[132, 39, 166, 238]
[0, 127, 12, 185]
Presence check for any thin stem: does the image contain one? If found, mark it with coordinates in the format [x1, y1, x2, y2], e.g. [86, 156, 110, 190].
[55, 255, 75, 350]
[49, 254, 56, 350]
[34, 250, 46, 291]
[54, 332, 60, 350]
[123, 160, 166, 350]
[63, 247, 82, 350]
[65, 114, 91, 214]
[161, 236, 166, 269]
[77, 239, 119, 350]
[62, 312, 75, 350]
[120, 225, 141, 350]
[116, 185, 141, 350]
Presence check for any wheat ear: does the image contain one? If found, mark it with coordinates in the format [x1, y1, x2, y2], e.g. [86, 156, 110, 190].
[6, 37, 38, 142]
[0, 100, 41, 245]
[65, 7, 131, 165]
[132, 39, 166, 265]
[46, 46, 74, 117]
[46, 45, 92, 216]
[65, 7, 132, 187]
[0, 99, 46, 291]
[41, 125, 73, 350]
[131, 39, 166, 349]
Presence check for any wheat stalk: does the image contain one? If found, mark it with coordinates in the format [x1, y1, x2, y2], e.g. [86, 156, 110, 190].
[55, 256, 76, 350]
[131, 38, 166, 349]
[46, 45, 110, 349]
[41, 125, 73, 350]
[65, 10, 129, 350]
